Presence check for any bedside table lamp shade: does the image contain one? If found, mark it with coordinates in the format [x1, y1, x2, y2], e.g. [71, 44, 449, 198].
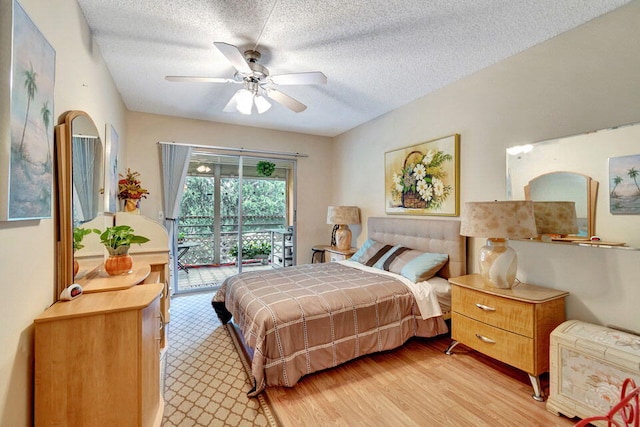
[460, 201, 537, 289]
[327, 206, 360, 251]
[533, 201, 578, 236]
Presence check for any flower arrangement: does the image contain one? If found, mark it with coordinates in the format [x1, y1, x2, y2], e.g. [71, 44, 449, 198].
[118, 168, 149, 200]
[390, 149, 453, 209]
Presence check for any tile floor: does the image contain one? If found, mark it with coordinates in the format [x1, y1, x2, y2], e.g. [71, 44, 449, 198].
[176, 262, 272, 293]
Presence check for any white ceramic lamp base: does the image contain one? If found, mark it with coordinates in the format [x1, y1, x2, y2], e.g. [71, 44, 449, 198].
[479, 238, 517, 289]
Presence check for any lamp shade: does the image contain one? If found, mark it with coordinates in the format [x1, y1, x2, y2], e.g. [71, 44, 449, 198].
[460, 201, 537, 239]
[532, 201, 578, 235]
[460, 200, 537, 289]
[326, 206, 360, 225]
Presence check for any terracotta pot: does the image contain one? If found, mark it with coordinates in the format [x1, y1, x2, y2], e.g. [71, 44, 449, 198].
[104, 247, 133, 276]
[73, 258, 79, 277]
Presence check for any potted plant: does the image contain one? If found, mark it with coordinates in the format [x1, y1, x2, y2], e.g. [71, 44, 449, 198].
[256, 161, 276, 177]
[253, 241, 272, 265]
[98, 225, 150, 275]
[229, 241, 271, 264]
[73, 227, 100, 277]
[118, 168, 149, 213]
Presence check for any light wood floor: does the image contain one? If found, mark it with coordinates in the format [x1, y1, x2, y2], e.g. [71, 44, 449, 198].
[264, 334, 579, 426]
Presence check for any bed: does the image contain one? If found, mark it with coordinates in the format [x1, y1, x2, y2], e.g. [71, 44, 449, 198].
[212, 217, 466, 396]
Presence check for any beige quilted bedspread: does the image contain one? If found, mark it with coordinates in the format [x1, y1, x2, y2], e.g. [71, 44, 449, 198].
[213, 262, 448, 395]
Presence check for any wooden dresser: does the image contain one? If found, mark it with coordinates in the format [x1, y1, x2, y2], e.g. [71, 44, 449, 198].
[35, 214, 170, 426]
[34, 281, 164, 426]
[446, 274, 568, 401]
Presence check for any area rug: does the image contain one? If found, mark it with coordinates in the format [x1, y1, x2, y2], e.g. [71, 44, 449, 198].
[162, 291, 278, 427]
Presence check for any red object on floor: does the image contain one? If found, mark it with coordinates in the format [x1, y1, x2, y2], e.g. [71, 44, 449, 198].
[573, 378, 639, 426]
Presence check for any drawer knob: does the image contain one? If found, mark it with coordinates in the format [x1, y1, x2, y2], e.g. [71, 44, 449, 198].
[475, 334, 496, 344]
[475, 303, 496, 311]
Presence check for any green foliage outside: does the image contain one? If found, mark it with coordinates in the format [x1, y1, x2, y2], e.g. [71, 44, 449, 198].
[179, 176, 286, 234]
[228, 240, 271, 259]
[178, 175, 286, 264]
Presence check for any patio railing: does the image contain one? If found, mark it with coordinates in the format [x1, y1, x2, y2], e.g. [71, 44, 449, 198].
[177, 215, 285, 265]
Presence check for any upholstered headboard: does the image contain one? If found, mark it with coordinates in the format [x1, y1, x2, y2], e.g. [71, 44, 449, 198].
[367, 217, 466, 279]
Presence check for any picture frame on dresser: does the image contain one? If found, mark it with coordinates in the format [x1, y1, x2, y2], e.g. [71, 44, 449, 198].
[0, 0, 56, 221]
[384, 134, 460, 216]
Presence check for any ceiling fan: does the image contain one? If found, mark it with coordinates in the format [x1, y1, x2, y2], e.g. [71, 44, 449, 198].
[166, 42, 327, 115]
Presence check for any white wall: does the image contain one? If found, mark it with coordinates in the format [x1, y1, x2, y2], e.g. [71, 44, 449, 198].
[125, 111, 334, 262]
[333, 2, 640, 333]
[3, 1, 640, 425]
[0, 0, 126, 425]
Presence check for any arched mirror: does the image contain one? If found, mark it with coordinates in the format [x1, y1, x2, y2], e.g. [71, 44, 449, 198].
[524, 171, 598, 238]
[54, 111, 104, 299]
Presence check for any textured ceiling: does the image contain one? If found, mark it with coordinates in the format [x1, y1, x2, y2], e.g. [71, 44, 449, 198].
[76, 0, 630, 137]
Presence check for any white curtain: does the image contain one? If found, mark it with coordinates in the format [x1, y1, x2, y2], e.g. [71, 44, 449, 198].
[160, 143, 193, 293]
[72, 136, 100, 223]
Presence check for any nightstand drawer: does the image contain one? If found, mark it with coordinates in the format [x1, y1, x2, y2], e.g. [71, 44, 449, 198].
[452, 312, 534, 373]
[452, 286, 534, 337]
[328, 253, 348, 262]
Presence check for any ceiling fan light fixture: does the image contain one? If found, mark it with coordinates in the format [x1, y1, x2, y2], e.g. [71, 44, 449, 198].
[235, 89, 254, 115]
[171, 42, 321, 114]
[254, 95, 271, 114]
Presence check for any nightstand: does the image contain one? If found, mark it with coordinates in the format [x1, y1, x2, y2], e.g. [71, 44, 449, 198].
[445, 274, 568, 401]
[311, 245, 357, 263]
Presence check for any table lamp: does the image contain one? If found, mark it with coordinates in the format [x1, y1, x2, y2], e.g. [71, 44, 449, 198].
[532, 201, 578, 241]
[326, 206, 360, 251]
[460, 201, 538, 289]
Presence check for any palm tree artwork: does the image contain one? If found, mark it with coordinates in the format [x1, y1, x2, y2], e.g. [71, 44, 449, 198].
[3, 1, 56, 221]
[609, 154, 640, 214]
[41, 100, 51, 171]
[628, 167, 640, 195]
[611, 176, 623, 197]
[18, 62, 37, 157]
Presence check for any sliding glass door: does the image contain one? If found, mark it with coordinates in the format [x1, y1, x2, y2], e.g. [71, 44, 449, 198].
[175, 152, 296, 293]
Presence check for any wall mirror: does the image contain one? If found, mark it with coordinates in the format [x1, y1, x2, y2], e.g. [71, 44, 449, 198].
[524, 171, 597, 238]
[507, 122, 640, 249]
[54, 111, 105, 298]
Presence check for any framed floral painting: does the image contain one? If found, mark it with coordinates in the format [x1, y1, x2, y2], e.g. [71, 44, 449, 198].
[385, 134, 460, 216]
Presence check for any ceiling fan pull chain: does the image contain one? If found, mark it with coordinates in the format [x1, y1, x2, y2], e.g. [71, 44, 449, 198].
[253, 0, 280, 51]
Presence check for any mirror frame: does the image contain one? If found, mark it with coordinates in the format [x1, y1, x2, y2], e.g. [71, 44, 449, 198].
[54, 110, 101, 300]
[523, 171, 599, 238]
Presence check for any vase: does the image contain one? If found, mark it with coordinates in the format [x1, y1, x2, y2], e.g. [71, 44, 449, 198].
[122, 198, 140, 214]
[104, 246, 133, 276]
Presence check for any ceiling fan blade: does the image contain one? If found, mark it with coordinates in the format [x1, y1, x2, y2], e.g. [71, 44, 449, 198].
[265, 88, 307, 113]
[269, 72, 327, 85]
[213, 42, 252, 74]
[165, 76, 237, 83]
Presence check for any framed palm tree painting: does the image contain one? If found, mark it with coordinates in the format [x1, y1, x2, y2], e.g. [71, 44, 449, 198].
[0, 0, 56, 221]
[609, 153, 640, 214]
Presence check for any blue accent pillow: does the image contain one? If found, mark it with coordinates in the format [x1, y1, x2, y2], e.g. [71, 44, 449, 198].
[399, 252, 449, 282]
[350, 239, 381, 263]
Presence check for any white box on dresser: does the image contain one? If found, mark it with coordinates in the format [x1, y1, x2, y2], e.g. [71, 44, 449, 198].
[547, 320, 640, 424]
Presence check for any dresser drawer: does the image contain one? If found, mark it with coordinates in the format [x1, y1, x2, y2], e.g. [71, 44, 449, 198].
[452, 286, 534, 337]
[452, 312, 535, 373]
